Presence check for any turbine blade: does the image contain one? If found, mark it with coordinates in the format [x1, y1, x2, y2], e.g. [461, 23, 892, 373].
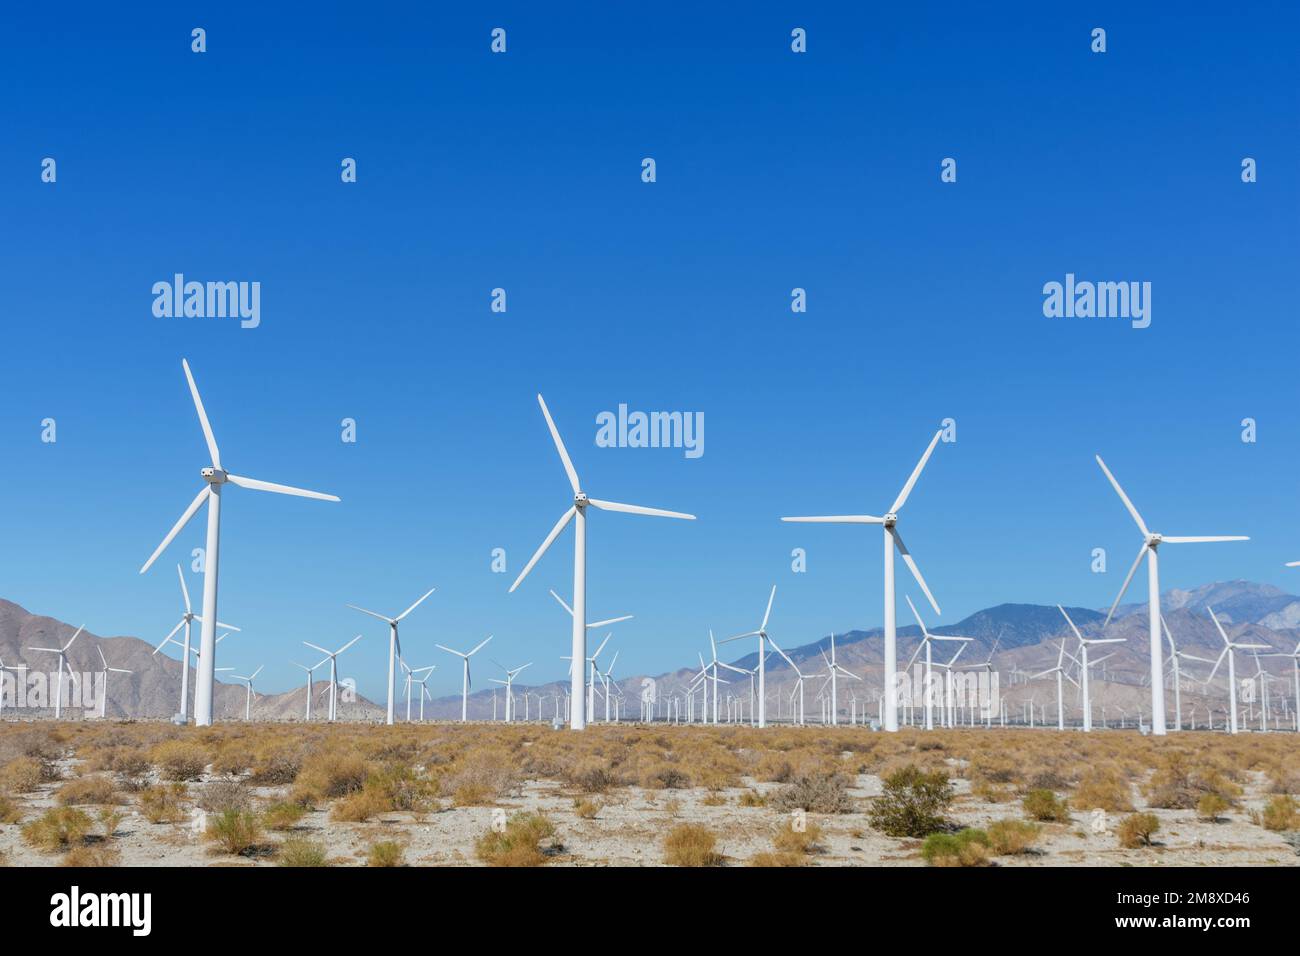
[154, 619, 185, 653]
[549, 589, 575, 616]
[904, 594, 929, 637]
[890, 429, 943, 514]
[509, 507, 576, 593]
[176, 564, 192, 613]
[780, 515, 883, 524]
[591, 633, 612, 660]
[182, 359, 221, 469]
[1161, 535, 1249, 544]
[536, 394, 580, 494]
[346, 604, 393, 624]
[1094, 455, 1149, 536]
[468, 635, 493, 656]
[395, 586, 437, 622]
[1207, 606, 1232, 647]
[140, 486, 210, 574]
[63, 625, 85, 651]
[302, 641, 332, 656]
[588, 615, 632, 629]
[586, 499, 695, 520]
[337, 634, 363, 655]
[894, 530, 940, 615]
[226, 474, 339, 502]
[1104, 542, 1148, 625]
[760, 585, 776, 632]
[1205, 648, 1228, 684]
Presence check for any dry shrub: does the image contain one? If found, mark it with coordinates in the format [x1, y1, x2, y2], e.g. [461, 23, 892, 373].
[331, 790, 387, 823]
[292, 750, 370, 805]
[662, 823, 723, 867]
[205, 808, 263, 855]
[364, 763, 438, 817]
[748, 850, 805, 867]
[738, 789, 767, 807]
[572, 798, 602, 819]
[262, 801, 307, 831]
[1146, 752, 1240, 809]
[98, 807, 123, 839]
[56, 775, 120, 806]
[475, 812, 559, 867]
[62, 845, 121, 867]
[1197, 793, 1229, 822]
[1, 756, 50, 792]
[972, 781, 1014, 804]
[152, 740, 208, 781]
[755, 754, 795, 783]
[367, 840, 405, 867]
[771, 772, 854, 814]
[868, 766, 953, 837]
[211, 747, 253, 777]
[278, 837, 329, 867]
[0, 794, 23, 824]
[772, 819, 823, 855]
[443, 748, 518, 806]
[987, 819, 1041, 855]
[1258, 795, 1299, 831]
[138, 784, 187, 824]
[250, 750, 302, 786]
[197, 779, 252, 814]
[1071, 768, 1134, 812]
[922, 829, 991, 867]
[569, 761, 621, 794]
[1118, 812, 1160, 848]
[968, 754, 1018, 786]
[22, 807, 92, 851]
[1022, 789, 1070, 823]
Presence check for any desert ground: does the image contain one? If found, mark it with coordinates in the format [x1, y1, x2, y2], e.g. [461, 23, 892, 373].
[0, 720, 1296, 867]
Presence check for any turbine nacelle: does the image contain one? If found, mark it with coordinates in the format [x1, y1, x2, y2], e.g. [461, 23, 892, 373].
[883, 512, 898, 527]
[574, 492, 589, 507]
[201, 467, 229, 484]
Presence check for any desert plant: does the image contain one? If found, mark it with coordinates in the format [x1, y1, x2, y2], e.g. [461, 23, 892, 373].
[367, 840, 405, 867]
[198, 779, 252, 814]
[748, 850, 806, 867]
[772, 819, 824, 855]
[97, 807, 124, 839]
[137, 783, 187, 824]
[662, 823, 723, 867]
[1197, 793, 1230, 823]
[1259, 795, 1299, 832]
[22, 807, 93, 851]
[1022, 789, 1070, 823]
[868, 766, 953, 837]
[151, 740, 209, 781]
[0, 756, 49, 792]
[1072, 768, 1134, 813]
[1117, 812, 1160, 848]
[0, 794, 24, 824]
[738, 789, 767, 807]
[921, 829, 991, 867]
[475, 812, 559, 867]
[770, 772, 855, 814]
[572, 798, 602, 819]
[277, 837, 329, 867]
[61, 845, 121, 867]
[249, 749, 302, 786]
[56, 774, 120, 806]
[205, 808, 263, 855]
[330, 789, 387, 823]
[987, 818, 1041, 855]
[262, 801, 307, 831]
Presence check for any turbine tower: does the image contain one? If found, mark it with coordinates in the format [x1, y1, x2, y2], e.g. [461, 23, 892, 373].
[1204, 606, 1269, 734]
[782, 428, 946, 731]
[303, 635, 362, 721]
[154, 564, 239, 721]
[435, 635, 493, 722]
[720, 586, 778, 727]
[1058, 605, 1124, 732]
[93, 646, 133, 719]
[28, 625, 85, 720]
[139, 359, 340, 727]
[509, 394, 694, 730]
[1095, 455, 1247, 736]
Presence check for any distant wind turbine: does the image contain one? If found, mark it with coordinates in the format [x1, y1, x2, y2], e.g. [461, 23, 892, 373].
[435, 635, 493, 722]
[347, 586, 437, 726]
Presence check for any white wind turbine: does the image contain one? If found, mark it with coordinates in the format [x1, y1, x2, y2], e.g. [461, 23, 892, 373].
[508, 394, 695, 730]
[782, 429, 947, 732]
[291, 657, 329, 721]
[93, 646, 133, 719]
[1095, 455, 1248, 736]
[701, 631, 747, 723]
[1160, 615, 1206, 732]
[490, 662, 532, 722]
[955, 635, 1001, 727]
[720, 586, 779, 727]
[768, 642, 816, 725]
[599, 651, 621, 723]
[347, 586, 437, 726]
[400, 662, 435, 722]
[1204, 607, 1269, 735]
[0, 656, 27, 720]
[154, 564, 240, 721]
[28, 625, 85, 720]
[817, 634, 861, 726]
[931, 642, 970, 728]
[411, 666, 436, 721]
[1058, 606, 1124, 732]
[1266, 642, 1300, 733]
[139, 359, 340, 727]
[1031, 641, 1078, 730]
[303, 635, 362, 722]
[435, 635, 493, 722]
[904, 596, 971, 731]
[231, 666, 263, 721]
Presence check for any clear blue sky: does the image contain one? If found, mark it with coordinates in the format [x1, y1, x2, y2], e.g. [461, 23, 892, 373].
[2, 3, 1296, 701]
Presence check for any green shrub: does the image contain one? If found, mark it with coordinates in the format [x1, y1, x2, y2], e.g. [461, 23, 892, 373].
[476, 812, 559, 867]
[22, 807, 93, 851]
[868, 766, 953, 837]
[1118, 812, 1160, 848]
[1022, 789, 1070, 823]
[205, 809, 263, 855]
[987, 818, 1041, 855]
[367, 840, 405, 867]
[278, 837, 329, 867]
[921, 829, 990, 866]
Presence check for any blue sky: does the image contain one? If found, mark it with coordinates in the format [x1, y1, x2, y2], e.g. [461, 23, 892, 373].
[2, 3, 1297, 701]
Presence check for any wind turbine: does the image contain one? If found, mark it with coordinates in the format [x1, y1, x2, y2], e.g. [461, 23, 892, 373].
[1058, 606, 1125, 732]
[599, 651, 621, 723]
[904, 596, 971, 730]
[1095, 455, 1248, 736]
[153, 564, 240, 721]
[291, 657, 328, 721]
[490, 662, 532, 722]
[782, 428, 947, 732]
[1204, 607, 1269, 734]
[400, 661, 435, 722]
[411, 666, 436, 721]
[931, 642, 970, 728]
[562, 633, 615, 722]
[768, 641, 816, 725]
[955, 634, 1001, 726]
[549, 589, 632, 721]
[93, 646, 133, 719]
[1161, 615, 1206, 732]
[303, 635, 362, 722]
[700, 631, 747, 723]
[1031, 641, 1078, 730]
[817, 634, 861, 726]
[138, 358, 340, 727]
[231, 666, 263, 721]
[719, 586, 779, 727]
[435, 635, 493, 722]
[508, 394, 695, 730]
[347, 586, 437, 726]
[28, 625, 85, 720]
[1266, 642, 1300, 733]
[0, 656, 27, 720]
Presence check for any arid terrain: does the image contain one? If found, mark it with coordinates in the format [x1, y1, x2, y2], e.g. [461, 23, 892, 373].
[0, 721, 1296, 867]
